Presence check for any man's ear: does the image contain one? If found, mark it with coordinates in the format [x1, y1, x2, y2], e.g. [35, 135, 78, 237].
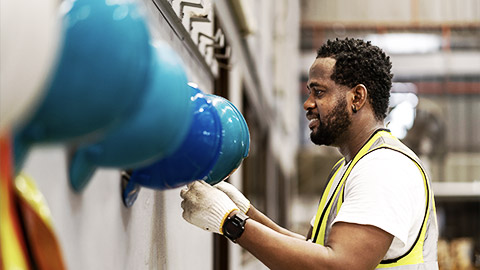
[350, 84, 368, 113]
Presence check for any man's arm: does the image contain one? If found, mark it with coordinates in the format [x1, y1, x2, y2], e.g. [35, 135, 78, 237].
[214, 181, 305, 240]
[237, 214, 394, 270]
[181, 181, 393, 270]
[246, 205, 305, 240]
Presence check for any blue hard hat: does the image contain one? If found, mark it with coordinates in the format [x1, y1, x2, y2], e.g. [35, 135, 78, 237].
[14, 0, 151, 170]
[203, 94, 250, 185]
[69, 41, 193, 192]
[129, 85, 223, 190]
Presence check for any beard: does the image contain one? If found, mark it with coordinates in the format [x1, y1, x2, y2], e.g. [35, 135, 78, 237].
[310, 97, 351, 146]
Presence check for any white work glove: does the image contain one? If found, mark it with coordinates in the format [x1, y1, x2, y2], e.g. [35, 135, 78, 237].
[214, 181, 250, 214]
[180, 180, 238, 234]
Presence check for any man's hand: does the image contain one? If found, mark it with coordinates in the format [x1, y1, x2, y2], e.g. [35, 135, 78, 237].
[214, 181, 250, 214]
[180, 180, 239, 234]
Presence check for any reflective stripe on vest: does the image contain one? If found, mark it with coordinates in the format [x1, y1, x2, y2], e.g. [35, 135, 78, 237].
[310, 130, 438, 269]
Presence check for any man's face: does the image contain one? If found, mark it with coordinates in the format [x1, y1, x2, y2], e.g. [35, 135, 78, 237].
[304, 57, 352, 146]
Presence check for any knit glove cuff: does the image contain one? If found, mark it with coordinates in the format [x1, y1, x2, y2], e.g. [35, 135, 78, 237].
[181, 181, 238, 234]
[214, 181, 251, 214]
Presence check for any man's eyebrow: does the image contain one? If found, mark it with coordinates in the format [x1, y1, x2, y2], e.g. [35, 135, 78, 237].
[308, 82, 322, 89]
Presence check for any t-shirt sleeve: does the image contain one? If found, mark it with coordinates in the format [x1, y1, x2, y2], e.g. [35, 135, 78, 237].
[332, 149, 425, 248]
[310, 214, 316, 227]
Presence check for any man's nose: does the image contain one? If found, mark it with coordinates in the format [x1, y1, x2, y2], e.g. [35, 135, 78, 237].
[303, 95, 315, 111]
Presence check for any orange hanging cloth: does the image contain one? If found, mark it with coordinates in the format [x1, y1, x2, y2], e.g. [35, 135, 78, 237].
[1, 132, 66, 270]
[1, 132, 30, 269]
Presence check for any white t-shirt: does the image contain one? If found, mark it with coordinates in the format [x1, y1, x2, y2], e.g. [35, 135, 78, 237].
[311, 149, 426, 260]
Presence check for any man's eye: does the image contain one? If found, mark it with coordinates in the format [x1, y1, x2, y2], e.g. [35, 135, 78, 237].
[307, 87, 324, 97]
[313, 89, 324, 96]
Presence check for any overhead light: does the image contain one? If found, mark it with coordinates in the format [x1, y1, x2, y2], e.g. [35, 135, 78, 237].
[387, 101, 416, 139]
[366, 33, 441, 54]
[386, 83, 419, 139]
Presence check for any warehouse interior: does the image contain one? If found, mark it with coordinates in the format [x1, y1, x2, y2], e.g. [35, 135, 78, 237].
[1, 0, 479, 269]
[297, 1, 480, 269]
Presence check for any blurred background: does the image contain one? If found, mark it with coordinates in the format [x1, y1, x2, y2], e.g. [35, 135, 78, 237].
[295, 1, 480, 270]
[2, 0, 478, 269]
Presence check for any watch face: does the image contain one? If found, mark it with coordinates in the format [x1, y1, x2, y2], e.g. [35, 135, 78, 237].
[224, 221, 235, 235]
[223, 213, 248, 241]
[224, 218, 242, 237]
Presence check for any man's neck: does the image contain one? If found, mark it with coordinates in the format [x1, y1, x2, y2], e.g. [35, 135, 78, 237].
[337, 122, 384, 163]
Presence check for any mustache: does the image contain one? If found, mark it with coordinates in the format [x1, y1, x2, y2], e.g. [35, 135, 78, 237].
[306, 110, 318, 119]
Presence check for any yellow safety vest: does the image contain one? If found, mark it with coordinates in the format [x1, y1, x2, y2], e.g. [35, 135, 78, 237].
[311, 129, 438, 269]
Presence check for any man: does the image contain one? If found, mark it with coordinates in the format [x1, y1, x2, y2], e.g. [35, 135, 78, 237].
[180, 38, 438, 269]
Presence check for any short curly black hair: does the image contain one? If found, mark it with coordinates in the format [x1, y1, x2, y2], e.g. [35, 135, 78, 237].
[317, 38, 393, 121]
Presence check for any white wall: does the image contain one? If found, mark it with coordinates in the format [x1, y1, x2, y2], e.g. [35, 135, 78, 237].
[23, 146, 213, 270]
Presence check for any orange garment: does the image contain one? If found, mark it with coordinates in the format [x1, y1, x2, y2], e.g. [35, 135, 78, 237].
[1, 132, 66, 270]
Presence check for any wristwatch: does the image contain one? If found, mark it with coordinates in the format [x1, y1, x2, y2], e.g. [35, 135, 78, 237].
[222, 211, 249, 243]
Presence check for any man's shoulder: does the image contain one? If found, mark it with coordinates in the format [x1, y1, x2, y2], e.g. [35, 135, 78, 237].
[350, 148, 424, 187]
[358, 148, 416, 169]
